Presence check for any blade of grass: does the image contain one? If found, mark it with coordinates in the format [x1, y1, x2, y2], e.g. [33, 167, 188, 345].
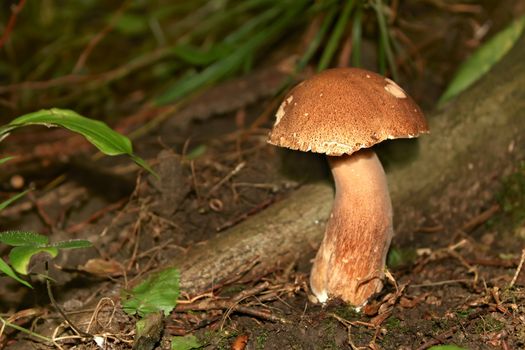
[0, 258, 32, 288]
[296, 6, 338, 73]
[351, 4, 363, 67]
[0, 190, 29, 211]
[155, 1, 309, 105]
[373, 0, 398, 80]
[317, 0, 355, 71]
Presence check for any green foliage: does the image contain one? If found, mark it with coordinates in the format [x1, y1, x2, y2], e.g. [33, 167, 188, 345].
[0, 108, 150, 287]
[0, 258, 32, 288]
[387, 246, 417, 269]
[171, 335, 201, 350]
[497, 162, 525, 227]
[0, 108, 155, 176]
[122, 268, 180, 317]
[0, 231, 92, 275]
[439, 15, 525, 105]
[0, 190, 29, 212]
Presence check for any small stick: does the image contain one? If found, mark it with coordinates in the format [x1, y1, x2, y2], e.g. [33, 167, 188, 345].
[208, 162, 246, 196]
[509, 248, 525, 288]
[461, 204, 500, 232]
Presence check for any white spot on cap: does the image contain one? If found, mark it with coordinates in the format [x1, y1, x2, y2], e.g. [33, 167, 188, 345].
[366, 74, 371, 78]
[384, 78, 407, 98]
[304, 112, 309, 116]
[274, 95, 293, 126]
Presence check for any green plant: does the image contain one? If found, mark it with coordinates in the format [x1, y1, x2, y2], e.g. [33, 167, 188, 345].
[121, 267, 180, 317]
[439, 14, 525, 105]
[0, 108, 154, 287]
[0, 231, 91, 288]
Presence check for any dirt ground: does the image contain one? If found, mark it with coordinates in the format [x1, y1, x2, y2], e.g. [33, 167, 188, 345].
[1, 1, 525, 349]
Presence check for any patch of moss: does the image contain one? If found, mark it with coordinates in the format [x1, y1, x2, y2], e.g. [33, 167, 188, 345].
[332, 304, 360, 321]
[201, 329, 238, 350]
[494, 162, 525, 232]
[455, 308, 474, 319]
[473, 316, 504, 334]
[320, 319, 339, 349]
[255, 330, 268, 350]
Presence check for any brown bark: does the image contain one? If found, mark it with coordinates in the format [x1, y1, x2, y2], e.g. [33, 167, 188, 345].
[143, 33, 525, 296]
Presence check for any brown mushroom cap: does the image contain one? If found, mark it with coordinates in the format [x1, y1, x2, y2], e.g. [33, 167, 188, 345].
[268, 67, 429, 156]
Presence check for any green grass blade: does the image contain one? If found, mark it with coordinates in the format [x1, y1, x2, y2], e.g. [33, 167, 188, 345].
[0, 257, 32, 288]
[373, 0, 398, 80]
[296, 6, 338, 72]
[439, 15, 525, 105]
[156, 2, 307, 105]
[351, 4, 363, 67]
[0, 156, 15, 165]
[318, 0, 355, 71]
[0, 190, 29, 211]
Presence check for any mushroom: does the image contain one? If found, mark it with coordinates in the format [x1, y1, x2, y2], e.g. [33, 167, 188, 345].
[267, 67, 428, 306]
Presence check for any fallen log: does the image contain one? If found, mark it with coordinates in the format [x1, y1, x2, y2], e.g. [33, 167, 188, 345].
[141, 33, 525, 296]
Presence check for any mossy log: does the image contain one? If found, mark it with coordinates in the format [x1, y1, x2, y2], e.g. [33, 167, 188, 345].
[144, 33, 525, 296]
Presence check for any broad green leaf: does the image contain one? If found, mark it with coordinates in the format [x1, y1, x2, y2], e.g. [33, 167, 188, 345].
[428, 346, 468, 350]
[171, 335, 201, 350]
[9, 246, 58, 275]
[122, 268, 180, 317]
[0, 190, 29, 211]
[51, 239, 92, 249]
[0, 231, 49, 246]
[0, 257, 32, 288]
[0, 109, 132, 156]
[0, 108, 156, 176]
[439, 15, 525, 105]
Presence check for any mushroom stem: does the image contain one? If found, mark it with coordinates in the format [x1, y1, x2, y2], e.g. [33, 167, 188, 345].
[310, 149, 393, 306]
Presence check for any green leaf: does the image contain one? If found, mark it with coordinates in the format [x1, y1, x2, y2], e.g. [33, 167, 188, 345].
[0, 231, 49, 247]
[439, 15, 525, 105]
[0, 257, 32, 288]
[51, 239, 93, 249]
[428, 346, 468, 350]
[9, 246, 58, 275]
[0, 108, 156, 176]
[0, 190, 29, 211]
[171, 335, 201, 350]
[122, 268, 180, 317]
[0, 108, 132, 156]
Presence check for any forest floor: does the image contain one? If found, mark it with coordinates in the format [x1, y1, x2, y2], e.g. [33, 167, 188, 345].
[1, 1, 525, 349]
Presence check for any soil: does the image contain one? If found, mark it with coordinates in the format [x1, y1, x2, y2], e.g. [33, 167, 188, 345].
[1, 1, 525, 349]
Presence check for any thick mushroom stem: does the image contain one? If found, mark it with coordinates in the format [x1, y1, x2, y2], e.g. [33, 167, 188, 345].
[310, 149, 393, 306]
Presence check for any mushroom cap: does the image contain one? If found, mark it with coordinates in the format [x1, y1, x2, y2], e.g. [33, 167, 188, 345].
[267, 67, 429, 156]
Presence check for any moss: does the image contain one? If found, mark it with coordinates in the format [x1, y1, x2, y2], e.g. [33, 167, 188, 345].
[473, 315, 504, 334]
[255, 330, 268, 350]
[332, 305, 360, 321]
[493, 161, 525, 232]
